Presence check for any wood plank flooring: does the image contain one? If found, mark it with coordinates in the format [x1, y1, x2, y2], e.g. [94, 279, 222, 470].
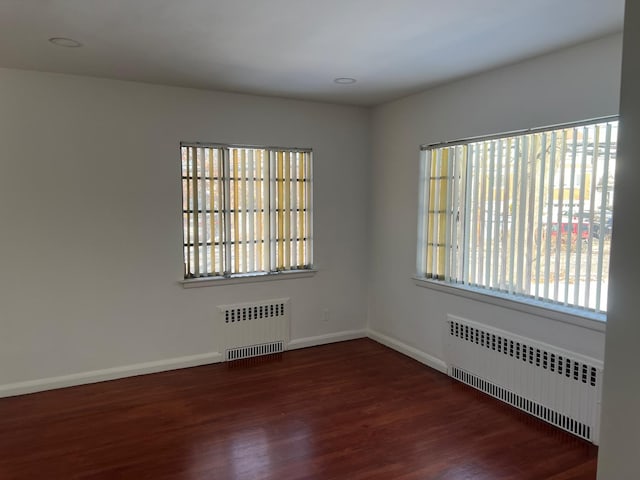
[0, 339, 597, 479]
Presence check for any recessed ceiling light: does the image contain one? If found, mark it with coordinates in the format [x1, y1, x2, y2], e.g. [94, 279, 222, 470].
[334, 77, 357, 85]
[49, 37, 83, 48]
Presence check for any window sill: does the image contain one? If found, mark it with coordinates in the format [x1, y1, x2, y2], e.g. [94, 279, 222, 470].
[181, 269, 318, 288]
[412, 276, 606, 333]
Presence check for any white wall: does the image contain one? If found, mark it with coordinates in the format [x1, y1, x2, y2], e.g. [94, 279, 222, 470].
[369, 34, 622, 367]
[0, 69, 370, 390]
[598, 2, 640, 477]
[0, 32, 626, 402]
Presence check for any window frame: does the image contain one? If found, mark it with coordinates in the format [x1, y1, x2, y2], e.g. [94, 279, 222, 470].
[415, 115, 618, 325]
[180, 142, 315, 286]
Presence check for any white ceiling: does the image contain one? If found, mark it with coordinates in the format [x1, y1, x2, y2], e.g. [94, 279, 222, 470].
[0, 0, 624, 106]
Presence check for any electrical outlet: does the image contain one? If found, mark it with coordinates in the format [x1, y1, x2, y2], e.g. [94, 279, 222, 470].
[322, 308, 330, 322]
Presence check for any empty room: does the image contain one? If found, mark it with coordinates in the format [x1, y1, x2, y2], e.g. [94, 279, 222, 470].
[1, 1, 638, 479]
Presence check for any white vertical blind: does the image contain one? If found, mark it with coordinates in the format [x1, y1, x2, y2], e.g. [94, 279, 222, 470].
[182, 144, 313, 279]
[283, 151, 291, 270]
[191, 146, 200, 276]
[534, 134, 547, 299]
[595, 124, 613, 312]
[269, 150, 277, 271]
[417, 118, 618, 314]
[247, 149, 255, 273]
[238, 148, 247, 273]
[432, 149, 443, 278]
[304, 151, 313, 267]
[469, 145, 479, 284]
[290, 152, 298, 269]
[416, 149, 430, 276]
[223, 148, 232, 275]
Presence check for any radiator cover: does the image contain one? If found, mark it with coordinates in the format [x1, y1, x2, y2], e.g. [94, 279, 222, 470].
[216, 298, 290, 361]
[445, 315, 603, 444]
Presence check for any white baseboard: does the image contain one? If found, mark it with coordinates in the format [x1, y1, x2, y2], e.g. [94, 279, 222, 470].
[0, 351, 223, 399]
[0, 330, 368, 398]
[1, 329, 438, 399]
[367, 329, 448, 374]
[288, 329, 367, 350]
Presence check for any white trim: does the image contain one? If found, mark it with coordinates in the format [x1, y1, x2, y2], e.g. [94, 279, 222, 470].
[413, 277, 606, 333]
[2, 329, 447, 399]
[0, 351, 223, 398]
[182, 268, 317, 288]
[287, 330, 367, 350]
[367, 329, 448, 374]
[1, 329, 364, 399]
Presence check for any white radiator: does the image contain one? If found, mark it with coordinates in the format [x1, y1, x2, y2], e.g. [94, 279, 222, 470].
[445, 315, 603, 444]
[216, 298, 290, 361]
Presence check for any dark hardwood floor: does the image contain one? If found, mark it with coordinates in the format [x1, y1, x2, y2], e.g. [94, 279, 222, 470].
[0, 339, 597, 479]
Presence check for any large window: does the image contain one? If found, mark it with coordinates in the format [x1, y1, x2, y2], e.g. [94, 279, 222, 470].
[416, 118, 617, 315]
[181, 143, 313, 279]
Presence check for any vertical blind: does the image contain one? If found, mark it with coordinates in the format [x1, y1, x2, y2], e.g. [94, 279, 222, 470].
[181, 144, 313, 278]
[417, 118, 617, 313]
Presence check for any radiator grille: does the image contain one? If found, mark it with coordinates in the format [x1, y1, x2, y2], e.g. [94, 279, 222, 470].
[445, 315, 603, 444]
[223, 302, 286, 323]
[226, 341, 284, 361]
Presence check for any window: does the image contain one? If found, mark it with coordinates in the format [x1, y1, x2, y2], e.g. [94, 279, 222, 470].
[416, 117, 617, 315]
[181, 143, 313, 279]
